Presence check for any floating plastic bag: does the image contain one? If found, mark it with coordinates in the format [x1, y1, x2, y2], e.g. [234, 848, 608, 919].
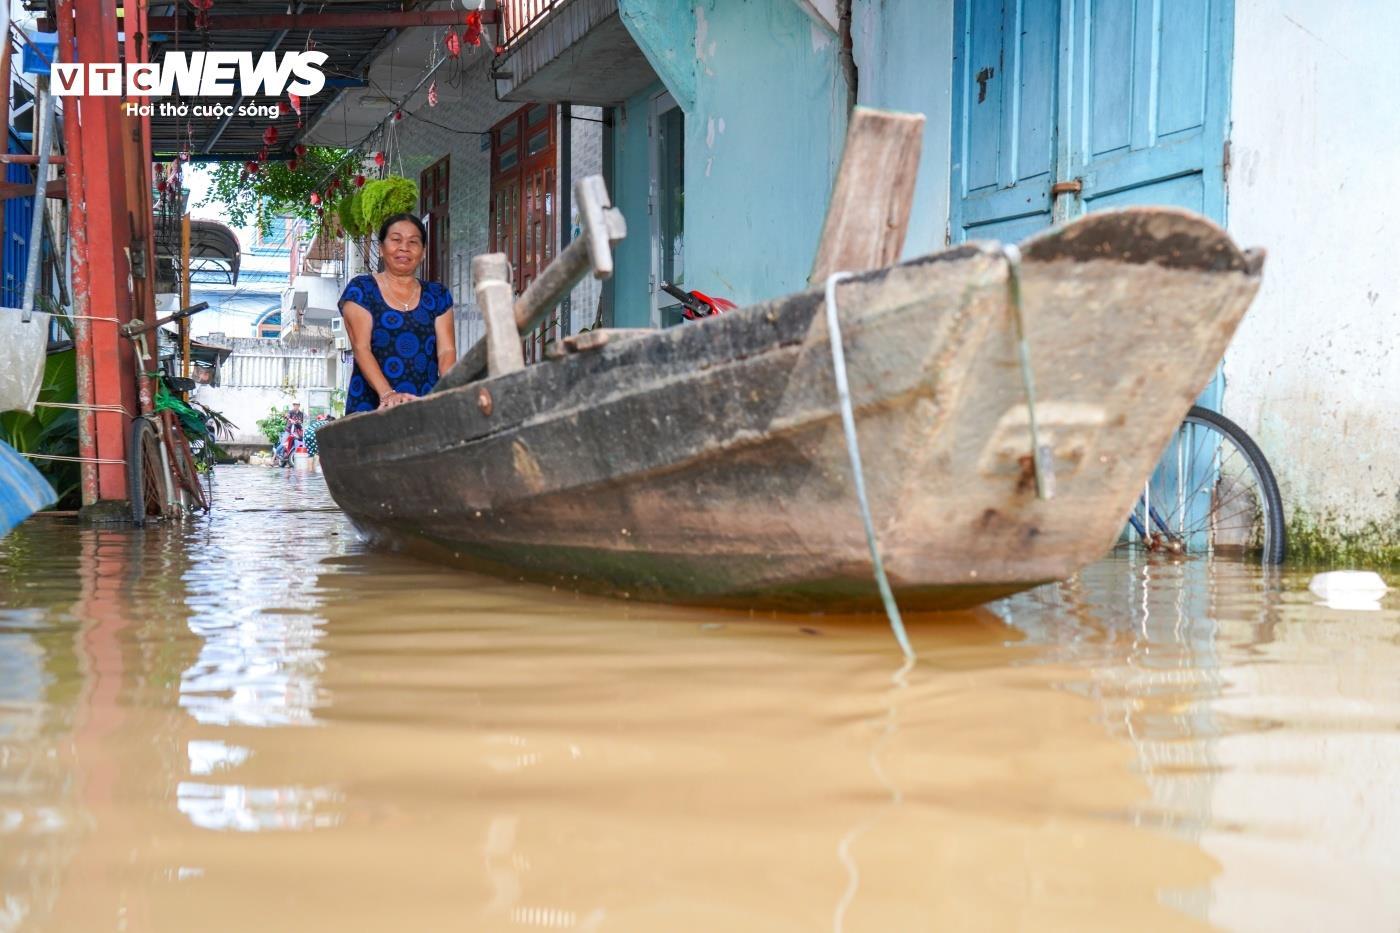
[0, 307, 49, 414]
[0, 438, 56, 537]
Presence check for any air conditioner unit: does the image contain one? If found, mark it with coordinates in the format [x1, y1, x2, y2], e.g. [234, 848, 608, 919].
[333, 333, 351, 351]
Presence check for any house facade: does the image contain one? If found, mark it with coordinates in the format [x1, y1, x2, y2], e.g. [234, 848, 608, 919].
[304, 35, 606, 358]
[306, 0, 1398, 562]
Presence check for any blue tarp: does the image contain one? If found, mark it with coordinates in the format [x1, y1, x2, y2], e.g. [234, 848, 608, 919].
[0, 439, 55, 538]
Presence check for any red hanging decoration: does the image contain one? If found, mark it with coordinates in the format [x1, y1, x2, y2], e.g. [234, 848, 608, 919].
[277, 101, 290, 117]
[373, 151, 386, 168]
[427, 81, 438, 108]
[258, 147, 268, 162]
[244, 160, 259, 175]
[288, 93, 303, 115]
[354, 174, 366, 187]
[463, 11, 483, 47]
[191, 0, 214, 30]
[263, 126, 278, 147]
[309, 192, 320, 206]
[294, 144, 307, 158]
[393, 110, 403, 122]
[156, 179, 168, 194]
[445, 29, 461, 59]
[287, 159, 298, 172]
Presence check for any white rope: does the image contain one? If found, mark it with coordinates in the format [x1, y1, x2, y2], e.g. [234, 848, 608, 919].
[824, 272, 915, 662]
[34, 401, 133, 416]
[21, 452, 125, 464]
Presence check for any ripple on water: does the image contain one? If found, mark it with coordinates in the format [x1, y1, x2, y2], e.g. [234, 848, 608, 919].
[0, 465, 1396, 931]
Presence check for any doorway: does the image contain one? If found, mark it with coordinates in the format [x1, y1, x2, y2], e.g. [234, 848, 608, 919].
[649, 91, 685, 328]
[419, 156, 450, 285]
[950, 0, 1234, 241]
[490, 103, 557, 359]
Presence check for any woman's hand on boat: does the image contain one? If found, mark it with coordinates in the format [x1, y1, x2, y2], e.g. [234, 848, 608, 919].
[378, 390, 416, 409]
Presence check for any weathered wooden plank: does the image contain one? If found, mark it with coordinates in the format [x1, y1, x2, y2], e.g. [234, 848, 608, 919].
[808, 107, 926, 285]
[473, 253, 524, 377]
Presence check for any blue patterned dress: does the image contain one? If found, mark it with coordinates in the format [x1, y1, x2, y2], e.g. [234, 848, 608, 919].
[338, 274, 454, 414]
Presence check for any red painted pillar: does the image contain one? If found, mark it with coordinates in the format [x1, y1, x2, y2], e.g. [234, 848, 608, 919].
[71, 0, 137, 504]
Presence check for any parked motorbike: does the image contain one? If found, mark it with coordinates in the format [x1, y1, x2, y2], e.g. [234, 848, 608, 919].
[660, 282, 737, 321]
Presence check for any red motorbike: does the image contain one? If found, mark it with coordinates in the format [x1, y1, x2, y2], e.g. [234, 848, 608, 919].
[660, 282, 737, 321]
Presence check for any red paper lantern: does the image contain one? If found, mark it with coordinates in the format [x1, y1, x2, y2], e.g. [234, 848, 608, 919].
[464, 11, 483, 47]
[294, 144, 307, 158]
[354, 174, 366, 187]
[156, 179, 168, 193]
[309, 192, 320, 206]
[373, 151, 386, 168]
[263, 126, 279, 146]
[288, 93, 303, 115]
[244, 160, 258, 174]
[277, 101, 290, 116]
[445, 29, 461, 59]
[393, 110, 403, 122]
[287, 159, 298, 172]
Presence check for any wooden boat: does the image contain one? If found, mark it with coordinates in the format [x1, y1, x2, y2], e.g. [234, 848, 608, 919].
[317, 206, 1263, 610]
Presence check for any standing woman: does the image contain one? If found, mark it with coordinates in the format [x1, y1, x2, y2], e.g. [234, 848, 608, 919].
[338, 214, 457, 413]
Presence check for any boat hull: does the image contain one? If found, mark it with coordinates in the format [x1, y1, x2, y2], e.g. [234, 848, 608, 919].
[318, 209, 1263, 610]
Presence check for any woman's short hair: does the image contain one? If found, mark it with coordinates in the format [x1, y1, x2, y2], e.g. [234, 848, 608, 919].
[377, 213, 427, 244]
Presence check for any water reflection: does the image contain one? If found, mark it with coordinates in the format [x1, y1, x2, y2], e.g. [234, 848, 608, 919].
[0, 466, 1396, 931]
[1001, 554, 1400, 930]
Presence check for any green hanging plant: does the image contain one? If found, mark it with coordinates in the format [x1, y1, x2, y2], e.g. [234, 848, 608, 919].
[359, 176, 419, 235]
[336, 190, 363, 237]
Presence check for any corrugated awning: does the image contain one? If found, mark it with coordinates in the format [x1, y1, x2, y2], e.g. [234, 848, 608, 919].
[145, 1, 410, 160]
[186, 219, 241, 284]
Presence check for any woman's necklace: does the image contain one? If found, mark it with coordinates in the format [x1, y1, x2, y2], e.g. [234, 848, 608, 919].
[377, 273, 419, 311]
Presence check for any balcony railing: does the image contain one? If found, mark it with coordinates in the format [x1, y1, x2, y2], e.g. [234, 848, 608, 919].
[499, 0, 565, 50]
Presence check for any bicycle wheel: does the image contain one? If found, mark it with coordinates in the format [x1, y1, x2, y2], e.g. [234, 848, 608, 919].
[127, 418, 165, 526]
[1125, 406, 1286, 564]
[160, 410, 209, 513]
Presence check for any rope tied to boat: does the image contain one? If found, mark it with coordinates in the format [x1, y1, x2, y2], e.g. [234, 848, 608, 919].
[823, 272, 915, 662]
[1001, 244, 1054, 500]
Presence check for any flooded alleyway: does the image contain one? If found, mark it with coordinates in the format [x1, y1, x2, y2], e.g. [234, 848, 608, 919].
[1, 466, 1396, 932]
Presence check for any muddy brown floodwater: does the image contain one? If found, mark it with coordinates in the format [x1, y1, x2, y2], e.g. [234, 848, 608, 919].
[1, 465, 1397, 932]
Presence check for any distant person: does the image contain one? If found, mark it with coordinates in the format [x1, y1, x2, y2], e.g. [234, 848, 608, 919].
[275, 422, 304, 468]
[337, 214, 458, 414]
[286, 401, 305, 428]
[304, 412, 331, 460]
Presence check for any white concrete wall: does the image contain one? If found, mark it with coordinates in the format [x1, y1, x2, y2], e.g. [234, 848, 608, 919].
[190, 385, 294, 447]
[1225, 0, 1400, 557]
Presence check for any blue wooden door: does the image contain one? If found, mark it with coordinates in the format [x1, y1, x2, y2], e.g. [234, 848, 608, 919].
[949, 0, 1062, 244]
[951, 0, 1233, 238]
[1068, 0, 1233, 227]
[951, 0, 1237, 549]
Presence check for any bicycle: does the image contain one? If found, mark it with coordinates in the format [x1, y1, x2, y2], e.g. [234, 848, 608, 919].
[1120, 405, 1285, 564]
[121, 301, 210, 526]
